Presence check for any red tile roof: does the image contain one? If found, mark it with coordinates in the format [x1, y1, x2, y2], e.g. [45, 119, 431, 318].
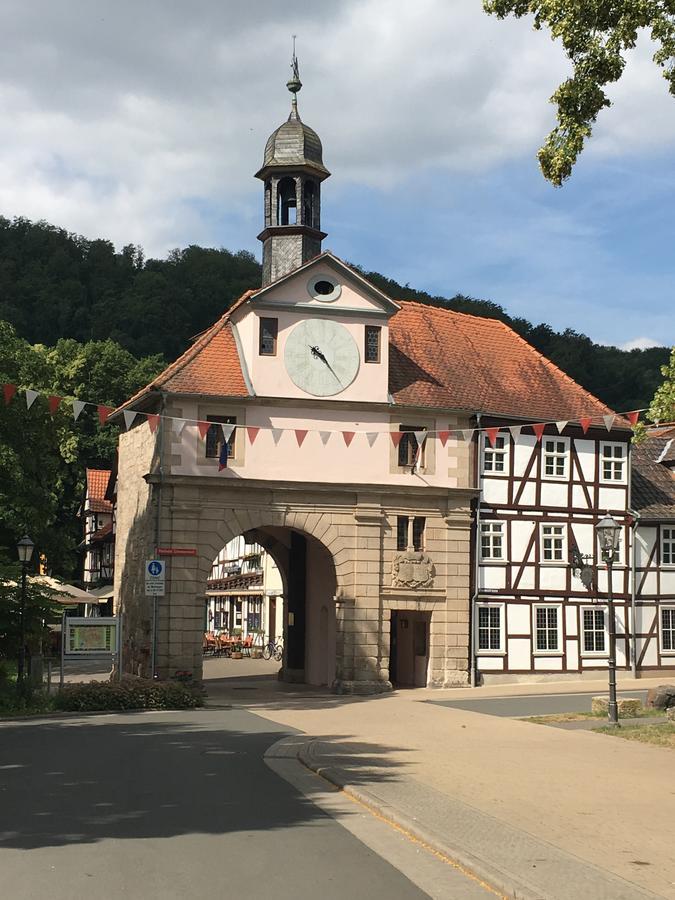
[115, 290, 617, 424]
[86, 469, 112, 513]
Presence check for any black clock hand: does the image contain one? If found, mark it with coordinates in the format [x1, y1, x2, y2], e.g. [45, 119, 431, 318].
[309, 345, 343, 386]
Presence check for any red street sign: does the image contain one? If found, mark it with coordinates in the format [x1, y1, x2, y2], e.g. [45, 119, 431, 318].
[157, 547, 197, 557]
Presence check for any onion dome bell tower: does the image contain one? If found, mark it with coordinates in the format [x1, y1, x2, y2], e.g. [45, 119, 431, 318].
[255, 51, 330, 286]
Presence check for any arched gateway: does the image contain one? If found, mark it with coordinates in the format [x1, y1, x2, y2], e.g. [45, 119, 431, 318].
[112, 57, 476, 693]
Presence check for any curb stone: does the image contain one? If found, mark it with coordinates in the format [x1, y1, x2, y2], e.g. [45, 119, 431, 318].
[265, 736, 660, 900]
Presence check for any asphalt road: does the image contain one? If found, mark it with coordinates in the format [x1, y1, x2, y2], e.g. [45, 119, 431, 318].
[0, 708, 490, 900]
[428, 689, 649, 718]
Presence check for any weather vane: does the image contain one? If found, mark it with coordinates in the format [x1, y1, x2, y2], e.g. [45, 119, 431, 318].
[287, 35, 302, 95]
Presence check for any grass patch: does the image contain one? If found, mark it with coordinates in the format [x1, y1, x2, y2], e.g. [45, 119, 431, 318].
[526, 708, 663, 725]
[593, 722, 675, 749]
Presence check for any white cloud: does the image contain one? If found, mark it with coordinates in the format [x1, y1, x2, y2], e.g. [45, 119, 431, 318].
[616, 337, 668, 352]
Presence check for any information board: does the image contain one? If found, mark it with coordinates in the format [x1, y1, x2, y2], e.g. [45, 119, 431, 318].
[64, 617, 118, 657]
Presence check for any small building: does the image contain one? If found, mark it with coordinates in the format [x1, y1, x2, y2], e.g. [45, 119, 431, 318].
[631, 428, 675, 675]
[79, 467, 115, 615]
[206, 536, 284, 642]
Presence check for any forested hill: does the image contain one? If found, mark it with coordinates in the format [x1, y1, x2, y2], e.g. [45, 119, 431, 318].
[0, 216, 669, 412]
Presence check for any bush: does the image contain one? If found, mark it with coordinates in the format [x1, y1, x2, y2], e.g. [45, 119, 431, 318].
[54, 678, 205, 712]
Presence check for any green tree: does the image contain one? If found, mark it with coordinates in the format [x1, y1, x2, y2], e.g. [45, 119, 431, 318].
[483, 1, 675, 185]
[647, 346, 675, 423]
[0, 559, 62, 666]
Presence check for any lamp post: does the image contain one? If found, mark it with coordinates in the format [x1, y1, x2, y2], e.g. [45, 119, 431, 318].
[16, 535, 35, 694]
[595, 514, 622, 727]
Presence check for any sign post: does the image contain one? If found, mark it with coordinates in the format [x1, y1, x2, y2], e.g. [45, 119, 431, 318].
[145, 559, 165, 597]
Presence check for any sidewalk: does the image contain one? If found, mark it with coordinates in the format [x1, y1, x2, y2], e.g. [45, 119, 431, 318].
[207, 667, 675, 898]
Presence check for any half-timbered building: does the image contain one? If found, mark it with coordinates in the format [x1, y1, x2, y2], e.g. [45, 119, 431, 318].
[80, 468, 115, 589]
[631, 428, 675, 676]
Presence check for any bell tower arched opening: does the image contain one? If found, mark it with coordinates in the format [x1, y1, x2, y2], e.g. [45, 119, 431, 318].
[277, 177, 297, 226]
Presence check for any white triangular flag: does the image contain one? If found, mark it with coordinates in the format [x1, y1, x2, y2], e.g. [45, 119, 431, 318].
[556, 421, 568, 434]
[366, 432, 378, 447]
[319, 431, 331, 445]
[172, 418, 186, 434]
[123, 410, 137, 430]
[461, 430, 474, 443]
[221, 422, 236, 443]
[271, 428, 284, 445]
[25, 389, 39, 409]
[414, 431, 427, 448]
[509, 425, 522, 441]
[72, 399, 86, 421]
[603, 414, 615, 432]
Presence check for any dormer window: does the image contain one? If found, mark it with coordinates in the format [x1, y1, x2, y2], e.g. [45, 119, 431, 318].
[365, 326, 381, 363]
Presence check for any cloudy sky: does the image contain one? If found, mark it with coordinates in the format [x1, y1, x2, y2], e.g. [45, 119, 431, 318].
[1, 0, 673, 348]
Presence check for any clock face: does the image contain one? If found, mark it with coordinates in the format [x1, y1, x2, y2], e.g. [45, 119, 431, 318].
[284, 319, 360, 396]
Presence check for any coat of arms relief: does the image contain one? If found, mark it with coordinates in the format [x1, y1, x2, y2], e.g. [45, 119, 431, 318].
[391, 550, 435, 589]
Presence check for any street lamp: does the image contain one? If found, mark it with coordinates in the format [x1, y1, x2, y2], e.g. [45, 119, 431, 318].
[16, 535, 35, 694]
[595, 513, 622, 727]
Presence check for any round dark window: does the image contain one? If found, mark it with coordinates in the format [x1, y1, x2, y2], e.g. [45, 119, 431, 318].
[314, 280, 335, 296]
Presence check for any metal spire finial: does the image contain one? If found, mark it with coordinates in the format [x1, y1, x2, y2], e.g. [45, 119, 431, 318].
[287, 36, 302, 117]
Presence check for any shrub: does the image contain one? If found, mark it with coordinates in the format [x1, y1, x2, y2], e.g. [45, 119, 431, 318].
[54, 678, 205, 712]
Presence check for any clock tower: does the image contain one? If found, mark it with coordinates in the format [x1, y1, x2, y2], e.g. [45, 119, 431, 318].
[255, 51, 330, 286]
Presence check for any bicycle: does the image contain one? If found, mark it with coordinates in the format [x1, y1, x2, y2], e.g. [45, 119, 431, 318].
[261, 636, 283, 661]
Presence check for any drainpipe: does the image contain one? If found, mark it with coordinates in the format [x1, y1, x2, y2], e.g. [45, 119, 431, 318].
[151, 391, 167, 679]
[628, 507, 641, 679]
[469, 411, 482, 688]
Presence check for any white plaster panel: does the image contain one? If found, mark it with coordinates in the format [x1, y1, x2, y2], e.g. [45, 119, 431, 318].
[640, 572, 659, 596]
[574, 439, 595, 481]
[479, 566, 506, 590]
[572, 485, 589, 509]
[540, 482, 568, 508]
[661, 570, 675, 593]
[539, 567, 566, 590]
[640, 639, 658, 667]
[517, 482, 537, 506]
[565, 606, 578, 636]
[513, 436, 536, 477]
[566, 638, 579, 669]
[507, 604, 530, 634]
[636, 606, 657, 632]
[510, 521, 535, 563]
[616, 637, 628, 667]
[516, 565, 535, 590]
[477, 655, 504, 670]
[582, 656, 607, 668]
[570, 522, 594, 558]
[483, 478, 508, 506]
[508, 638, 530, 668]
[598, 487, 626, 512]
[635, 528, 655, 567]
[534, 655, 562, 670]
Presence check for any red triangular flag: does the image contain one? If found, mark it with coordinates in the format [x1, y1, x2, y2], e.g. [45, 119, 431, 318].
[437, 430, 450, 447]
[48, 395, 62, 416]
[295, 429, 308, 447]
[627, 411, 640, 427]
[390, 431, 403, 448]
[97, 405, 113, 426]
[342, 431, 355, 447]
[197, 420, 211, 439]
[147, 414, 160, 434]
[246, 426, 260, 444]
[579, 417, 592, 434]
[532, 423, 546, 443]
[485, 427, 500, 448]
[3, 384, 17, 405]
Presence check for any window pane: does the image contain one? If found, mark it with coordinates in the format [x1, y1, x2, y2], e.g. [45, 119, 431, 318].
[365, 326, 381, 363]
[397, 517, 408, 551]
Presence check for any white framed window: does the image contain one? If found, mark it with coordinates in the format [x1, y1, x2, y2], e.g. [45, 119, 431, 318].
[533, 605, 561, 654]
[660, 607, 675, 654]
[662, 527, 675, 567]
[541, 524, 566, 563]
[480, 521, 504, 561]
[543, 437, 569, 479]
[482, 434, 508, 474]
[581, 607, 606, 655]
[600, 442, 626, 483]
[476, 603, 504, 654]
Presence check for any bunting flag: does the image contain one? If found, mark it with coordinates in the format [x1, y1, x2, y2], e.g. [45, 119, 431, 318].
[485, 427, 500, 448]
[414, 431, 427, 449]
[508, 425, 522, 441]
[220, 422, 236, 444]
[603, 414, 615, 432]
[26, 389, 39, 410]
[3, 384, 16, 405]
[390, 431, 403, 448]
[532, 422, 546, 443]
[461, 430, 474, 443]
[97, 405, 113, 426]
[197, 420, 211, 440]
[437, 430, 450, 447]
[48, 395, 62, 416]
[218, 441, 229, 472]
[246, 426, 260, 445]
[556, 420, 568, 434]
[147, 414, 160, 434]
[319, 431, 331, 445]
[366, 432, 378, 447]
[172, 418, 186, 434]
[579, 417, 592, 434]
[627, 411, 640, 426]
[342, 431, 355, 447]
[271, 428, 283, 445]
[295, 429, 308, 447]
[72, 399, 86, 421]
[123, 410, 137, 430]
